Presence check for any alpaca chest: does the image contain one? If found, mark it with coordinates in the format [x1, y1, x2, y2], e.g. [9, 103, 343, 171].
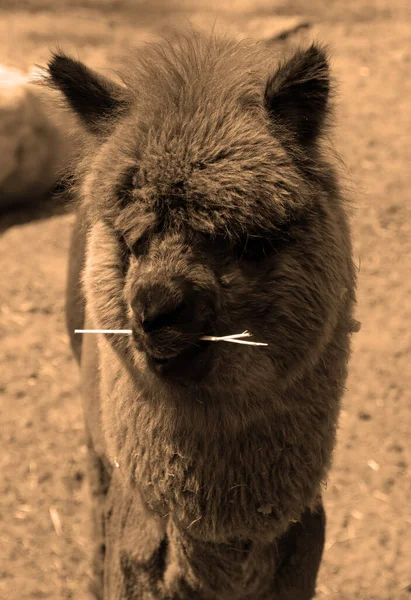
[96, 341, 335, 546]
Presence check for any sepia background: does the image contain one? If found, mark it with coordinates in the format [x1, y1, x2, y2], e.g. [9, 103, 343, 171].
[1, 1, 410, 598]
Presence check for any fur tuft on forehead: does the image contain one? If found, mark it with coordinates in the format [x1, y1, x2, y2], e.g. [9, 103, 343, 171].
[45, 28, 336, 240]
[114, 31, 322, 229]
[119, 30, 272, 117]
[78, 32, 334, 240]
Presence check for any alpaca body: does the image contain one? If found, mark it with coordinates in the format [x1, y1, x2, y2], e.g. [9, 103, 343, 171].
[54, 30, 357, 599]
[67, 211, 338, 599]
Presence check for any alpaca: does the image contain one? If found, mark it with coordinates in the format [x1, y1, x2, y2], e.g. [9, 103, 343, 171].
[47, 30, 357, 599]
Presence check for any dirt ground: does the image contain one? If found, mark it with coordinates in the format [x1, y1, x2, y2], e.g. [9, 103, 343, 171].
[1, 1, 410, 599]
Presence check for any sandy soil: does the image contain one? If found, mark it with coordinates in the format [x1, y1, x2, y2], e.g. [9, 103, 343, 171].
[1, 1, 410, 598]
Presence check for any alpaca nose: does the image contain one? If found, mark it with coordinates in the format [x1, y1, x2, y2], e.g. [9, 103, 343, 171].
[132, 282, 195, 334]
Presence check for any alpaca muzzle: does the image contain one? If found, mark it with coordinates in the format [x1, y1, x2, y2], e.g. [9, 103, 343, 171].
[131, 279, 214, 376]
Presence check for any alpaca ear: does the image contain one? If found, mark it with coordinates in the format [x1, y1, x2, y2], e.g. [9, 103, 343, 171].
[264, 44, 330, 145]
[45, 52, 128, 134]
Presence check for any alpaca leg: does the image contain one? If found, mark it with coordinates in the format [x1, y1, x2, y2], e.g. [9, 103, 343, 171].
[271, 502, 326, 600]
[103, 471, 168, 600]
[79, 328, 112, 599]
[85, 433, 112, 600]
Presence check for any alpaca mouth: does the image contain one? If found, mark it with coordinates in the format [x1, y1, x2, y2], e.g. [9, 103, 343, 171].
[150, 355, 170, 365]
[146, 341, 211, 379]
[131, 325, 213, 379]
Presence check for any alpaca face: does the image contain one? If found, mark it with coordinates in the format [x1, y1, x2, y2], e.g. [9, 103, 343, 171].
[48, 33, 354, 385]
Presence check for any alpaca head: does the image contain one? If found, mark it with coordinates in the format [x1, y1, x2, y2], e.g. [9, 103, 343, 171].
[47, 32, 354, 388]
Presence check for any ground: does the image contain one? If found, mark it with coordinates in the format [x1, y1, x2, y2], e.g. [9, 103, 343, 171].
[0, 1, 410, 599]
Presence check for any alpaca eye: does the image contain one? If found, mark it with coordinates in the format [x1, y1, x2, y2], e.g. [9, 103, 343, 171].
[119, 233, 148, 258]
[131, 237, 149, 257]
[233, 236, 275, 260]
[233, 222, 300, 261]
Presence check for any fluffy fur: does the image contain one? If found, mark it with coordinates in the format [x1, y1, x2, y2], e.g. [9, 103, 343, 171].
[49, 29, 357, 599]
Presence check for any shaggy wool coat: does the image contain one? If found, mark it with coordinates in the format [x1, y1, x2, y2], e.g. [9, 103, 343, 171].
[54, 30, 357, 600]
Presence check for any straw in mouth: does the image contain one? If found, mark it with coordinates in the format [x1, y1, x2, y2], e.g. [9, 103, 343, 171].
[199, 331, 268, 346]
[74, 329, 268, 346]
[75, 329, 132, 334]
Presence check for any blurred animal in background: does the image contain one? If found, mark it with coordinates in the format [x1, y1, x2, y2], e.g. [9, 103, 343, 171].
[0, 65, 69, 210]
[46, 29, 357, 599]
